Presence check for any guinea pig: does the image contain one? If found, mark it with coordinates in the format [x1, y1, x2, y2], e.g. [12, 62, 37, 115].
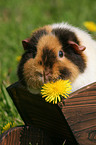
[17, 22, 96, 94]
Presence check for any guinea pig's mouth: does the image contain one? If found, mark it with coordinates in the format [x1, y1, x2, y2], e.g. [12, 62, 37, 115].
[27, 71, 61, 94]
[27, 78, 58, 95]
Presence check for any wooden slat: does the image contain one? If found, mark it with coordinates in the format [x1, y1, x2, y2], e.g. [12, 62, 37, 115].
[0, 126, 53, 145]
[60, 82, 96, 145]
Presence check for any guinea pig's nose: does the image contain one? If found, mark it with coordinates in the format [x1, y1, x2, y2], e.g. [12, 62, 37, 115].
[43, 70, 51, 76]
[45, 71, 50, 76]
[43, 70, 52, 83]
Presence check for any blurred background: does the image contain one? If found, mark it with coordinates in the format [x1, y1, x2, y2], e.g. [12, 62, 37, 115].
[0, 0, 96, 133]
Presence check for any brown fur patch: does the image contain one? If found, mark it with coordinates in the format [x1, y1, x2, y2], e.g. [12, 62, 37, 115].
[50, 57, 79, 82]
[61, 57, 79, 81]
[23, 58, 43, 89]
[37, 34, 62, 53]
[31, 25, 52, 36]
[43, 25, 52, 33]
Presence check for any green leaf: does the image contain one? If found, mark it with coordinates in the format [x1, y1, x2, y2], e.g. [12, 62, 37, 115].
[1, 82, 17, 115]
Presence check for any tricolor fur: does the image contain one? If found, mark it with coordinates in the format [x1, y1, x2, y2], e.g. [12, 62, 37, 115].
[18, 22, 96, 94]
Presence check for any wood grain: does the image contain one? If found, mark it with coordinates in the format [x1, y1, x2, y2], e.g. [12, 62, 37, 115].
[59, 82, 96, 145]
[0, 126, 53, 145]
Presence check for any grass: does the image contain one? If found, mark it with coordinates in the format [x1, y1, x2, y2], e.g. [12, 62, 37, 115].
[0, 0, 96, 135]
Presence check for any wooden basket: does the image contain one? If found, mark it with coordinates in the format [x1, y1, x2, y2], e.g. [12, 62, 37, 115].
[0, 82, 96, 145]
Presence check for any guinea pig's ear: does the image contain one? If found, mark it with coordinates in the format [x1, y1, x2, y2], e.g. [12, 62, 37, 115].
[22, 38, 30, 50]
[68, 41, 86, 54]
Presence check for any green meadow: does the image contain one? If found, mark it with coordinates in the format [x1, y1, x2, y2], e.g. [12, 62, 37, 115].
[0, 0, 96, 133]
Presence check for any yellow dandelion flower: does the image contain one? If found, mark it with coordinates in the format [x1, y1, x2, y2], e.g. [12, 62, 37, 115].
[16, 56, 22, 62]
[2, 122, 15, 133]
[41, 79, 72, 104]
[83, 21, 96, 32]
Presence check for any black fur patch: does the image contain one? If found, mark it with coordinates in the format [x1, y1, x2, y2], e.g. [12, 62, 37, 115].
[64, 49, 86, 72]
[52, 28, 79, 45]
[59, 67, 71, 79]
[42, 47, 56, 69]
[52, 28, 86, 72]
[26, 29, 48, 58]
[17, 52, 33, 86]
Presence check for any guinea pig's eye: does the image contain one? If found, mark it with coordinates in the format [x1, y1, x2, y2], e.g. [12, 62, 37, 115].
[58, 50, 64, 58]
